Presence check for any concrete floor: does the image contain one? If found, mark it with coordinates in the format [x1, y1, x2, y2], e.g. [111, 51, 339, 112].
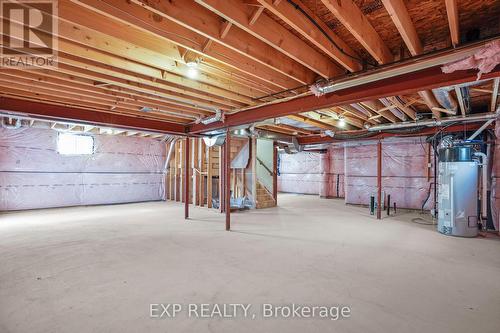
[1, 194, 500, 333]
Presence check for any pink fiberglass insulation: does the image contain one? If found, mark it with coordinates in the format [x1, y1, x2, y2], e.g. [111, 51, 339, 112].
[344, 138, 434, 209]
[319, 146, 345, 198]
[0, 126, 166, 210]
[278, 138, 433, 209]
[441, 40, 500, 80]
[278, 152, 321, 195]
[489, 122, 500, 231]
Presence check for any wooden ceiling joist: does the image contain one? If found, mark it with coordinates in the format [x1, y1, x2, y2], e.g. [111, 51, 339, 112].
[320, 0, 393, 64]
[126, 0, 316, 84]
[72, 0, 299, 90]
[195, 0, 342, 79]
[256, 0, 361, 72]
[445, 0, 460, 47]
[380, 0, 443, 119]
[360, 100, 398, 123]
[492, 78, 500, 112]
[381, 0, 423, 56]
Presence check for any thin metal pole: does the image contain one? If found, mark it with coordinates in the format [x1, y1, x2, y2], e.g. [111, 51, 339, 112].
[225, 130, 231, 231]
[184, 137, 190, 220]
[273, 141, 278, 204]
[377, 141, 382, 220]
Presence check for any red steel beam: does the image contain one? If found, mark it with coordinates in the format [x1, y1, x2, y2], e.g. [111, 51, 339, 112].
[377, 141, 382, 220]
[189, 65, 500, 134]
[273, 141, 278, 204]
[296, 123, 491, 145]
[0, 97, 187, 135]
[225, 129, 231, 231]
[184, 138, 190, 220]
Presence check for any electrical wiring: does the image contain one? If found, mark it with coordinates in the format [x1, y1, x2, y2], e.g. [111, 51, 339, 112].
[286, 0, 378, 68]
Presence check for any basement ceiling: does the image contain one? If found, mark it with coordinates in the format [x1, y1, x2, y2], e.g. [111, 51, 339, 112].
[0, 0, 498, 138]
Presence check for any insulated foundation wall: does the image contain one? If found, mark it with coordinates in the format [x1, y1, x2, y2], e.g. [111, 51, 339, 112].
[344, 138, 434, 210]
[278, 152, 321, 195]
[0, 126, 166, 211]
[319, 146, 345, 198]
[490, 123, 500, 231]
[278, 137, 434, 210]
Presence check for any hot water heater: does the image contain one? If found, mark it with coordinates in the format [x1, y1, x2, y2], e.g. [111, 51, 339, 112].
[437, 146, 479, 237]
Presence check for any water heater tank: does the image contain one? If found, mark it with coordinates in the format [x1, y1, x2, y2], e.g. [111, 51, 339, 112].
[437, 146, 479, 237]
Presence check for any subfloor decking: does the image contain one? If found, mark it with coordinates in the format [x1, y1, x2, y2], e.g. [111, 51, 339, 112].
[1, 194, 499, 333]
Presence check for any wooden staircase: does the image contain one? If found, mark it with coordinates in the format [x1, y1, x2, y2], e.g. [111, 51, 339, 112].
[255, 181, 276, 209]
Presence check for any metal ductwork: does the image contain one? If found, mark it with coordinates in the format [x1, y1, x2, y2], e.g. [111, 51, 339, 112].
[433, 88, 459, 114]
[1, 117, 21, 129]
[367, 112, 497, 132]
[312, 38, 495, 95]
[197, 109, 224, 125]
[203, 135, 226, 147]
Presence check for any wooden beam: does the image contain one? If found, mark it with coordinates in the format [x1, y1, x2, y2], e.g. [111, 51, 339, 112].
[0, 72, 206, 120]
[73, 0, 301, 89]
[249, 6, 264, 26]
[380, 0, 442, 118]
[195, 0, 342, 79]
[287, 114, 339, 130]
[492, 78, 500, 112]
[360, 100, 397, 123]
[0, 68, 212, 118]
[418, 91, 442, 119]
[445, 0, 460, 47]
[320, 0, 393, 64]
[381, 0, 423, 56]
[257, 0, 362, 72]
[273, 123, 317, 135]
[387, 96, 416, 120]
[129, 0, 316, 84]
[220, 21, 233, 39]
[454, 86, 467, 116]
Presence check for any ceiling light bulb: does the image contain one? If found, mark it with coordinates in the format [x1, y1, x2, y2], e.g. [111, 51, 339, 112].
[187, 67, 198, 79]
[186, 61, 198, 68]
[338, 118, 346, 127]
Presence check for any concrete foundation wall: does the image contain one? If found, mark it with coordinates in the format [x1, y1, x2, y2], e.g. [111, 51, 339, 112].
[0, 126, 166, 210]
